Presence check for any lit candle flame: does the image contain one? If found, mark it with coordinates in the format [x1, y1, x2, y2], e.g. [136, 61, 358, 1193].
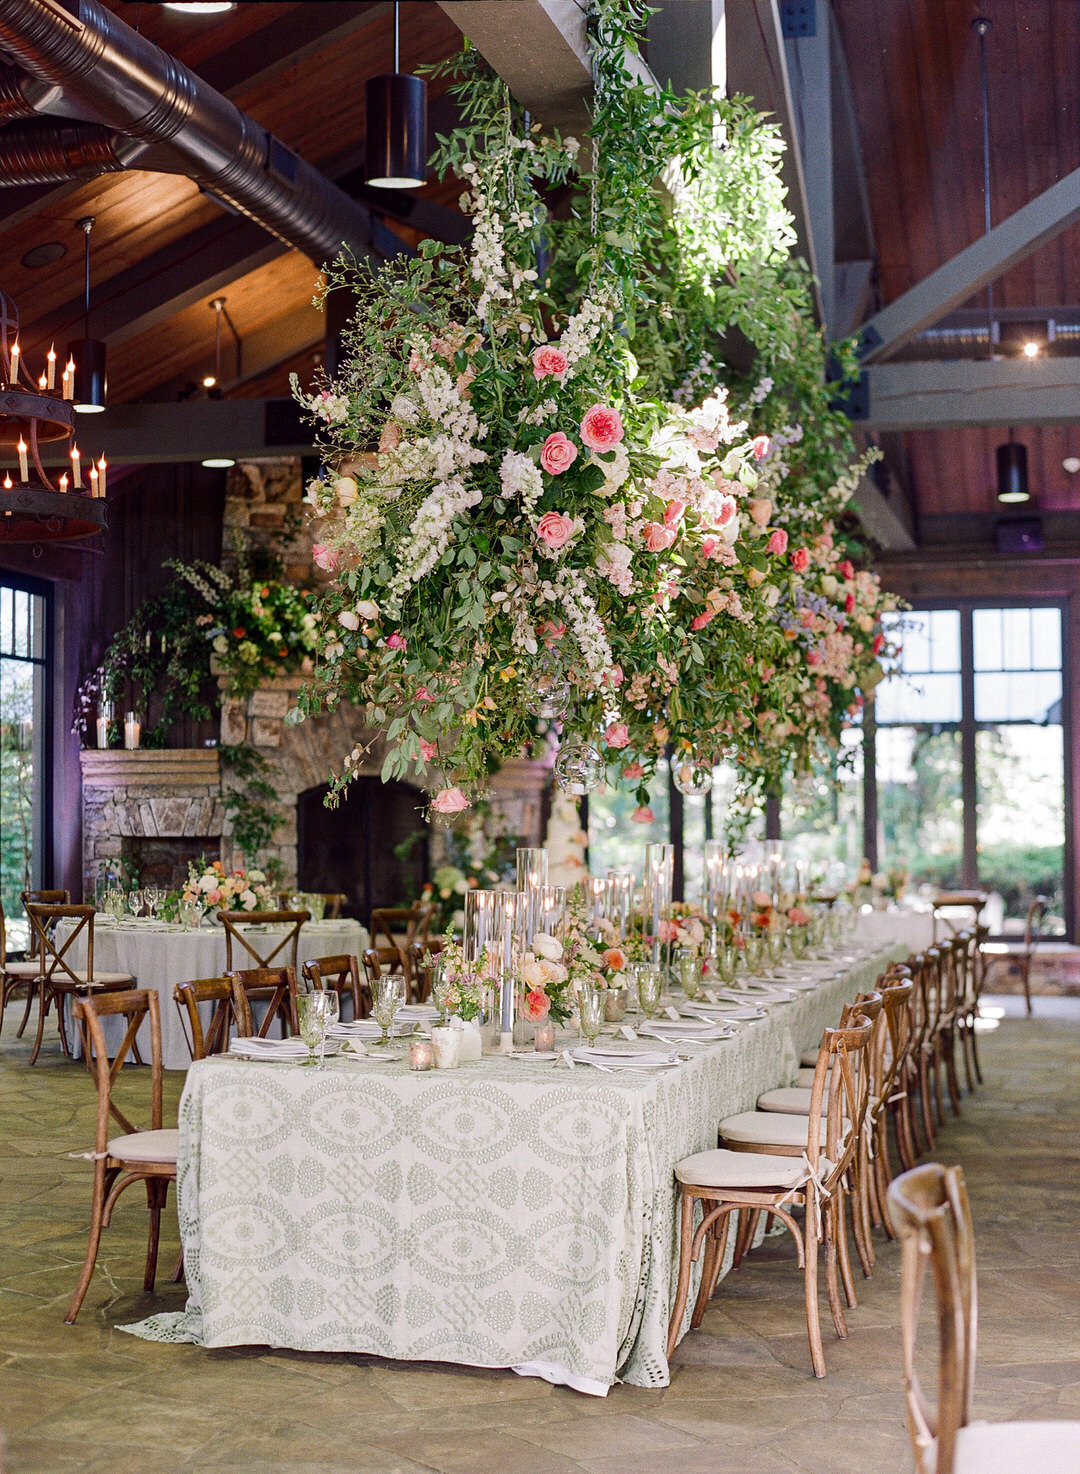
[16, 438, 28, 483]
[46, 345, 56, 389]
[97, 454, 107, 498]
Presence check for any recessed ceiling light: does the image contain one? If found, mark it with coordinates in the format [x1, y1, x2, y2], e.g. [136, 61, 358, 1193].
[1022, 340, 1040, 358]
[1063, 457, 1080, 474]
[201, 457, 235, 469]
[20, 241, 66, 269]
[162, 2, 236, 14]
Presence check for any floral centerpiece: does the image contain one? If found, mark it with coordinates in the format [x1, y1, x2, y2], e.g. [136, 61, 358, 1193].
[428, 936, 488, 1021]
[181, 859, 272, 914]
[661, 902, 708, 954]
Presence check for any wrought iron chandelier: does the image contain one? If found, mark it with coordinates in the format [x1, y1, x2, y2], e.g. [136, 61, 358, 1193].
[0, 288, 107, 543]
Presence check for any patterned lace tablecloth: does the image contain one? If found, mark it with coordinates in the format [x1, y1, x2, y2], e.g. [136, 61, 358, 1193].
[123, 940, 902, 1393]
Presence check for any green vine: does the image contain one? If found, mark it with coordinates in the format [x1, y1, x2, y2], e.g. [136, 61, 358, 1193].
[220, 743, 285, 862]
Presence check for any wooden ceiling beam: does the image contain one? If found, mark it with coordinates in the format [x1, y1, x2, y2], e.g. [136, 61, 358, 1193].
[859, 356, 1080, 431]
[40, 399, 314, 465]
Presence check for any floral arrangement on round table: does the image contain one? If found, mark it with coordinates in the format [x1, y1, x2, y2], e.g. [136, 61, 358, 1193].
[292, 5, 900, 822]
[182, 859, 272, 914]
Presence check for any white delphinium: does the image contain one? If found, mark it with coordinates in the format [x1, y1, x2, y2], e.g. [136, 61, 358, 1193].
[342, 496, 385, 557]
[499, 449, 543, 519]
[555, 566, 614, 679]
[387, 477, 482, 599]
[597, 541, 634, 596]
[560, 290, 617, 373]
[463, 168, 511, 323]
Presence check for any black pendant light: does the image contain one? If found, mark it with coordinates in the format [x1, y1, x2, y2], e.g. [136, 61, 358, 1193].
[365, 2, 427, 189]
[68, 217, 107, 415]
[997, 433, 1030, 504]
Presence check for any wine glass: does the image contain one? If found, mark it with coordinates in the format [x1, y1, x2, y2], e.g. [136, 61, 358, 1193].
[143, 885, 162, 919]
[637, 965, 663, 1020]
[298, 990, 338, 1067]
[675, 947, 701, 1001]
[128, 888, 145, 919]
[743, 932, 764, 977]
[372, 974, 406, 1047]
[578, 986, 605, 1045]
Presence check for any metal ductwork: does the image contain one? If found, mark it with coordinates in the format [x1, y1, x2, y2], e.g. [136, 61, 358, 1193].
[0, 0, 390, 266]
[0, 61, 37, 120]
[0, 116, 125, 182]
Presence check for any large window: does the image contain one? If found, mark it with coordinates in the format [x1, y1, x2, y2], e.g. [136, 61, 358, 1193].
[0, 578, 49, 948]
[871, 603, 1066, 936]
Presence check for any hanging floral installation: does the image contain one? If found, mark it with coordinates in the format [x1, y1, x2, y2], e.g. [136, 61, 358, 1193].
[292, 0, 900, 819]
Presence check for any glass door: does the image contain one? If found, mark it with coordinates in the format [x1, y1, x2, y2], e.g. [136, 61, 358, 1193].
[0, 579, 49, 950]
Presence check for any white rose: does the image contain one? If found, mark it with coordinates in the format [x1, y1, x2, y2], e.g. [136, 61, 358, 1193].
[821, 574, 839, 598]
[239, 889, 257, 909]
[198, 874, 218, 893]
[521, 959, 548, 987]
[761, 585, 781, 608]
[333, 476, 358, 507]
[532, 932, 563, 961]
[355, 600, 380, 620]
[212, 635, 228, 654]
[247, 869, 266, 884]
[338, 611, 360, 631]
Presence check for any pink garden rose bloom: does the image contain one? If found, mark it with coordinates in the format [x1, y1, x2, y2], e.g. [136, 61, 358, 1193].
[419, 739, 438, 761]
[845, 592, 856, 614]
[839, 558, 856, 580]
[432, 787, 470, 814]
[536, 510, 575, 548]
[715, 494, 737, 527]
[873, 632, 885, 655]
[531, 344, 569, 380]
[690, 610, 715, 631]
[604, 721, 630, 748]
[604, 664, 625, 687]
[642, 522, 677, 552]
[700, 536, 720, 559]
[791, 547, 810, 573]
[524, 988, 552, 1022]
[752, 434, 771, 460]
[312, 543, 340, 572]
[579, 404, 625, 451]
[386, 631, 407, 650]
[622, 761, 645, 781]
[767, 528, 789, 555]
[747, 497, 773, 528]
[539, 431, 578, 475]
[663, 499, 687, 528]
[630, 805, 655, 823]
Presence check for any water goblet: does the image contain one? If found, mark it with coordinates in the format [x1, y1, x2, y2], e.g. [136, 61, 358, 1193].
[578, 986, 605, 1044]
[766, 926, 786, 971]
[637, 965, 663, 1019]
[716, 944, 739, 986]
[372, 974, 406, 1047]
[743, 932, 764, 976]
[675, 947, 701, 1001]
[103, 887, 126, 923]
[298, 990, 338, 1067]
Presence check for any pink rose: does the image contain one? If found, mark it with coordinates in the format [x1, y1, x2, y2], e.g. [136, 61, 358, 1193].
[536, 510, 574, 548]
[839, 559, 855, 580]
[642, 522, 676, 552]
[631, 805, 655, 823]
[580, 404, 625, 451]
[715, 494, 737, 527]
[539, 431, 578, 475]
[791, 547, 810, 573]
[432, 787, 470, 814]
[416, 686, 433, 702]
[604, 721, 630, 748]
[386, 632, 407, 651]
[767, 528, 789, 555]
[752, 434, 770, 460]
[622, 761, 645, 780]
[604, 664, 624, 687]
[524, 988, 551, 1022]
[312, 543, 340, 572]
[663, 499, 687, 528]
[873, 633, 885, 655]
[700, 536, 720, 559]
[748, 498, 772, 528]
[807, 649, 823, 667]
[531, 344, 569, 380]
[845, 592, 856, 614]
[419, 739, 438, 761]
[207, 889, 222, 906]
[690, 611, 715, 631]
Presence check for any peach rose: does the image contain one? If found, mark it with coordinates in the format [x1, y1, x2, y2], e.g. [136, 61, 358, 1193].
[524, 988, 552, 1022]
[631, 805, 655, 823]
[312, 543, 339, 572]
[532, 344, 569, 380]
[622, 761, 645, 780]
[747, 498, 772, 528]
[602, 946, 628, 972]
[604, 721, 630, 748]
[539, 431, 578, 475]
[432, 787, 470, 814]
[536, 510, 574, 548]
[580, 404, 624, 451]
[642, 522, 676, 552]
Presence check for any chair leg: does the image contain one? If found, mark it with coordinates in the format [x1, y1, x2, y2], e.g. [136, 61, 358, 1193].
[691, 1204, 732, 1330]
[931, 1037, 946, 1126]
[824, 1194, 851, 1339]
[55, 990, 73, 1059]
[803, 1196, 826, 1378]
[65, 1169, 110, 1323]
[732, 1207, 760, 1268]
[919, 1049, 937, 1148]
[28, 981, 48, 1066]
[144, 1179, 165, 1292]
[14, 982, 36, 1038]
[835, 1184, 858, 1309]
[850, 1150, 876, 1277]
[960, 1016, 977, 1093]
[944, 1027, 963, 1115]
[970, 1009, 984, 1085]
[1021, 957, 1033, 1016]
[667, 1190, 697, 1359]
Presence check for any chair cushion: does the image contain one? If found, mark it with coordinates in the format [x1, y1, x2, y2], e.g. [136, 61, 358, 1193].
[675, 1148, 817, 1191]
[719, 1110, 849, 1150]
[955, 1420, 1080, 1473]
[49, 970, 132, 987]
[799, 1048, 821, 1068]
[794, 1066, 824, 1088]
[3, 961, 40, 977]
[107, 1129, 179, 1165]
[757, 1086, 828, 1116]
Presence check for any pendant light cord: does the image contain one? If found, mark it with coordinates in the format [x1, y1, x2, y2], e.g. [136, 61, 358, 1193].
[394, 0, 400, 74]
[974, 18, 993, 353]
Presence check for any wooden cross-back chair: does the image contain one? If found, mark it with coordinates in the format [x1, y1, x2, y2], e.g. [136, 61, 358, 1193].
[302, 954, 367, 1020]
[21, 888, 70, 906]
[887, 1162, 1080, 1474]
[173, 977, 234, 1060]
[23, 903, 132, 1066]
[983, 894, 1048, 1018]
[229, 966, 299, 1039]
[66, 988, 179, 1323]
[669, 1011, 875, 1377]
[370, 906, 434, 973]
[955, 928, 988, 1090]
[932, 891, 987, 943]
[218, 909, 309, 973]
[0, 896, 41, 1036]
[403, 939, 445, 1003]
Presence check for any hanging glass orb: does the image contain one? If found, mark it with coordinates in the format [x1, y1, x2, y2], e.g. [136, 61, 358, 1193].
[554, 739, 604, 795]
[672, 759, 714, 796]
[534, 672, 572, 720]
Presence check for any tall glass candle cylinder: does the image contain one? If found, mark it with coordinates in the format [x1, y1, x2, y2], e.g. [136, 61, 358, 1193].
[643, 843, 674, 969]
[95, 700, 113, 750]
[606, 869, 634, 939]
[703, 841, 728, 921]
[523, 884, 566, 948]
[491, 889, 523, 1048]
[123, 712, 141, 750]
[582, 875, 615, 938]
[515, 847, 548, 893]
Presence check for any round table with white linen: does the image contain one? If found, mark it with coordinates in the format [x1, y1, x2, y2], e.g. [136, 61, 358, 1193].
[60, 916, 369, 1070]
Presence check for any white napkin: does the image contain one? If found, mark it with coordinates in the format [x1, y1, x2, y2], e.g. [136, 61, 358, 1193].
[571, 1046, 679, 1070]
[712, 1005, 766, 1021]
[228, 1037, 340, 1059]
[328, 1019, 414, 1038]
[640, 1022, 733, 1042]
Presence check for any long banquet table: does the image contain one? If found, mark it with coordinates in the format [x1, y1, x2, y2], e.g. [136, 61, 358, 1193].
[125, 929, 909, 1392]
[60, 917, 369, 1070]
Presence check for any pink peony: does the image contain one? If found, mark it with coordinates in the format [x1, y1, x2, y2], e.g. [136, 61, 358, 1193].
[536, 510, 574, 548]
[791, 547, 810, 573]
[642, 522, 677, 552]
[419, 739, 438, 761]
[386, 632, 407, 651]
[631, 805, 655, 823]
[604, 721, 630, 748]
[580, 404, 625, 451]
[312, 543, 340, 572]
[432, 787, 470, 814]
[524, 988, 551, 1022]
[747, 497, 773, 528]
[752, 434, 771, 460]
[663, 499, 687, 528]
[767, 528, 789, 555]
[531, 344, 569, 380]
[690, 611, 715, 631]
[622, 761, 645, 780]
[539, 431, 578, 475]
[839, 559, 856, 580]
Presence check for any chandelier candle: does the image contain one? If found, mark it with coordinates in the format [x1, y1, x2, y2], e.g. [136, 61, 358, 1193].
[16, 439, 27, 483]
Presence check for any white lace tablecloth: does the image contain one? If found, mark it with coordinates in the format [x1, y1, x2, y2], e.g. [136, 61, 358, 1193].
[122, 941, 903, 1391]
[58, 918, 369, 1070]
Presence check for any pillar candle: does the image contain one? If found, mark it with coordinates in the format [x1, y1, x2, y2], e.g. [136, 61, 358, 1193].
[97, 455, 107, 497]
[123, 712, 141, 750]
[10, 341, 19, 384]
[71, 445, 81, 487]
[46, 346, 56, 389]
[16, 439, 28, 483]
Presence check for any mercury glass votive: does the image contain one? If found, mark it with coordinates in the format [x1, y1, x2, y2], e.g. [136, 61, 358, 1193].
[408, 1038, 433, 1071]
[533, 1020, 556, 1052]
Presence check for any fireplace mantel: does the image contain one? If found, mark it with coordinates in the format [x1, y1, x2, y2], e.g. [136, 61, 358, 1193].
[80, 749, 221, 788]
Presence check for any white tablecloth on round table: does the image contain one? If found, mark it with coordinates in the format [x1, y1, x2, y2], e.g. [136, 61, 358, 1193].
[855, 908, 934, 954]
[122, 939, 907, 1392]
[59, 918, 369, 1070]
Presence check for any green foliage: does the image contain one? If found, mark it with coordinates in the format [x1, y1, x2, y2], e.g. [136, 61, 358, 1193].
[219, 743, 285, 861]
